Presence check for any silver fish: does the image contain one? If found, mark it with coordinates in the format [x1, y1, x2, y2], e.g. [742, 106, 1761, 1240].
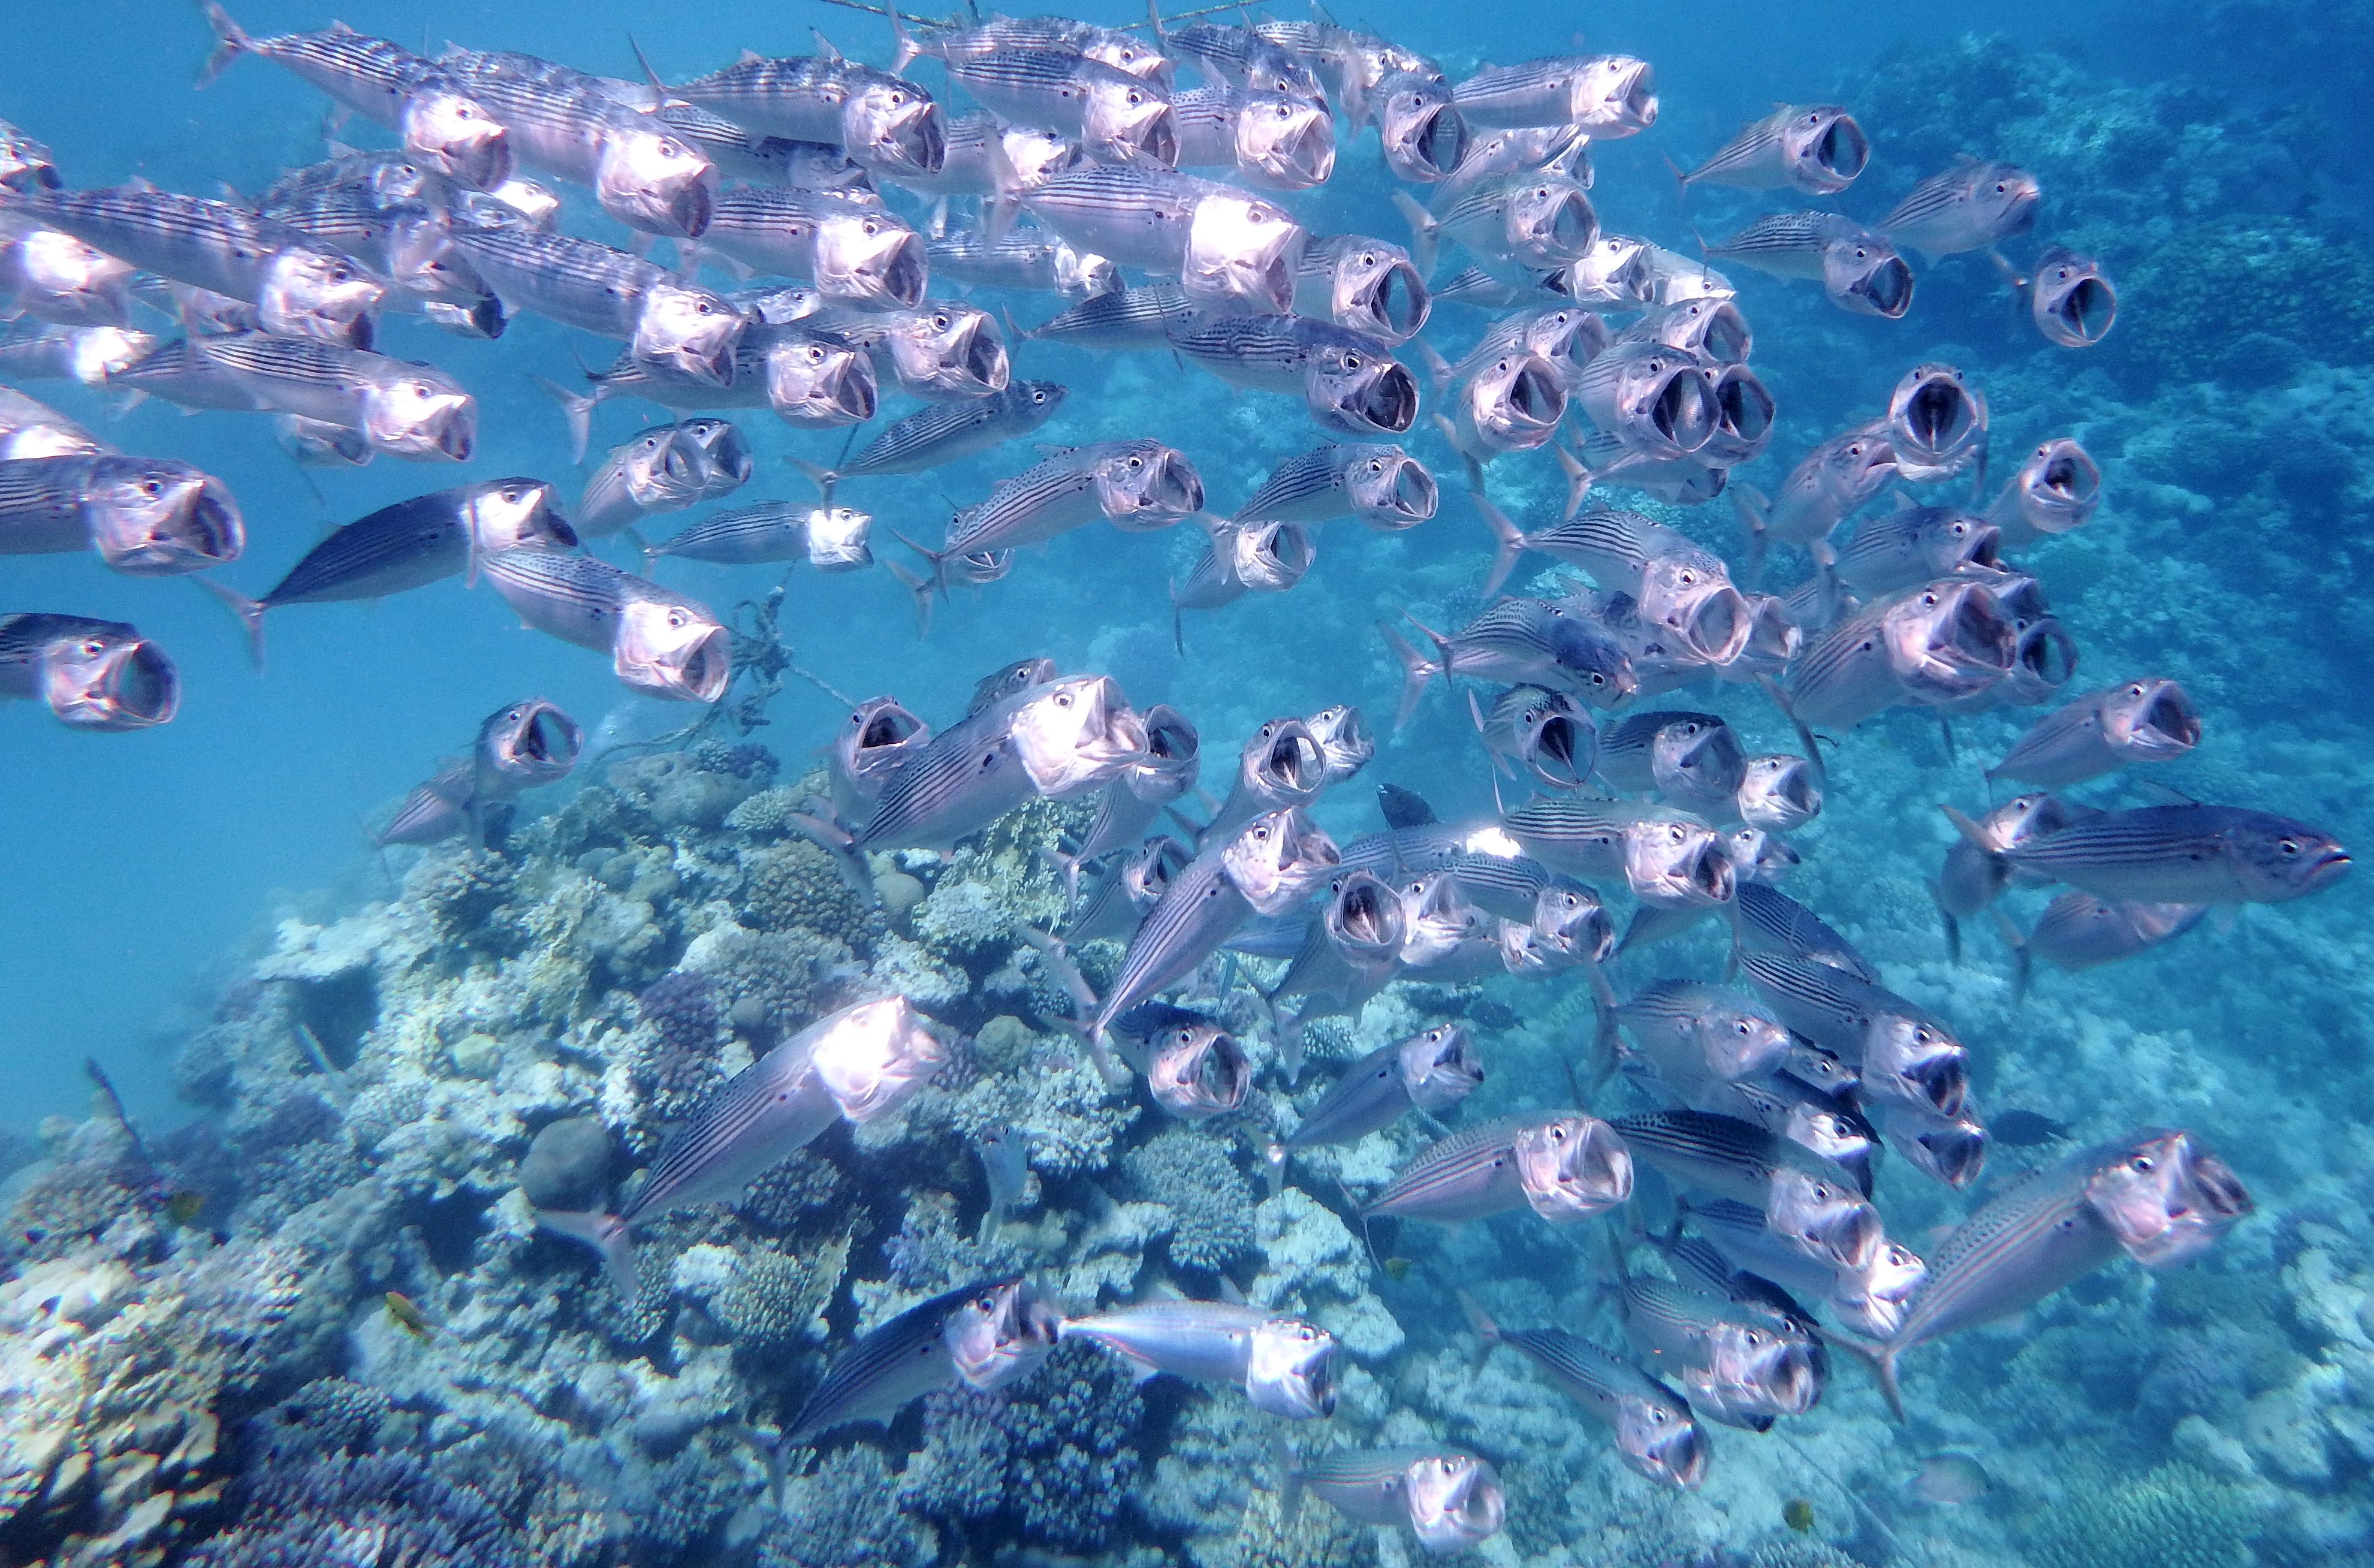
[948, 49, 1178, 168]
[933, 439, 1200, 568]
[642, 501, 872, 574]
[2010, 891, 2206, 991]
[381, 697, 583, 846]
[1704, 211, 1911, 318]
[1989, 680, 2201, 788]
[1365, 1112, 1630, 1226]
[1606, 980, 1792, 1097]
[0, 117, 61, 194]
[1292, 234, 1426, 342]
[1734, 755, 1821, 831]
[1174, 85, 1337, 188]
[1467, 1301, 1706, 1488]
[927, 221, 1117, 297]
[1968, 801, 2349, 906]
[1732, 427, 1896, 576]
[1285, 1024, 1482, 1150]
[0, 224, 137, 328]
[1286, 1448, 1505, 1554]
[973, 1126, 1030, 1232]
[1471, 683, 1598, 790]
[896, 14, 1168, 83]
[697, 188, 925, 308]
[0, 453, 243, 575]
[2026, 246, 2117, 348]
[801, 382, 1065, 502]
[788, 1277, 1060, 1442]
[1880, 157, 2039, 258]
[1266, 867, 1405, 1020]
[1167, 315, 1417, 436]
[1060, 1301, 1338, 1418]
[808, 300, 1009, 402]
[1784, 578, 2013, 729]
[1681, 1195, 1924, 1341]
[1170, 518, 1317, 640]
[1452, 55, 1657, 135]
[1827, 506, 1999, 598]
[1063, 705, 1201, 873]
[454, 224, 744, 384]
[1863, 1097, 1988, 1191]
[1372, 67, 1471, 181]
[1429, 346, 1567, 468]
[1883, 364, 1987, 483]
[1065, 834, 1192, 945]
[0, 613, 178, 730]
[537, 997, 939, 1299]
[1388, 596, 1637, 722]
[1570, 343, 1716, 460]
[0, 386, 104, 458]
[1233, 443, 1437, 533]
[669, 55, 945, 182]
[1404, 173, 1597, 275]
[1112, 1005, 1251, 1119]
[479, 548, 731, 701]
[1986, 437, 2100, 548]
[1930, 791, 2077, 960]
[1681, 104, 1868, 195]
[1737, 952, 1969, 1118]
[1022, 164, 1307, 313]
[577, 424, 707, 538]
[1499, 798, 1735, 910]
[1615, 1269, 1823, 1428]
[1613, 1108, 1878, 1272]
[1597, 710, 1747, 815]
[829, 696, 931, 818]
[1859, 1128, 2248, 1418]
[182, 331, 475, 461]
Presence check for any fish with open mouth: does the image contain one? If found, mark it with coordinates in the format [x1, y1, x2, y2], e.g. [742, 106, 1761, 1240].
[0, 613, 179, 730]
[0, 453, 244, 576]
[1060, 1300, 1338, 1418]
[1681, 104, 1868, 194]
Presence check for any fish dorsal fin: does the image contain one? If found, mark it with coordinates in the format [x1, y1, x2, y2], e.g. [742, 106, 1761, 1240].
[2132, 779, 2201, 808]
[1216, 1275, 1248, 1306]
[811, 28, 840, 60]
[1032, 442, 1076, 457]
[738, 47, 765, 64]
[122, 174, 159, 195]
[328, 19, 358, 34]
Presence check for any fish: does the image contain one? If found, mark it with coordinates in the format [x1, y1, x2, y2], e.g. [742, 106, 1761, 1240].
[1168, 315, 1418, 436]
[0, 613, 179, 730]
[1826, 507, 2000, 598]
[1613, 1267, 1824, 1428]
[1305, 704, 1373, 785]
[1680, 105, 1868, 195]
[1784, 578, 2013, 729]
[0, 387, 105, 459]
[0, 323, 156, 385]
[1956, 801, 2349, 906]
[1399, 173, 1598, 278]
[1066, 834, 1194, 945]
[1230, 443, 1435, 535]
[1452, 55, 1657, 136]
[1570, 343, 1717, 460]
[798, 382, 1067, 502]
[1731, 428, 1898, 578]
[1284, 1448, 1506, 1554]
[1851, 1128, 2249, 1418]
[1783, 1498, 1815, 1532]
[1061, 704, 1202, 875]
[1603, 980, 1793, 1097]
[641, 500, 872, 574]
[1597, 711, 1748, 815]
[695, 187, 927, 308]
[973, 1126, 1030, 1233]
[1883, 364, 1988, 483]
[4, 184, 387, 346]
[1986, 437, 2100, 548]
[1387, 597, 1637, 724]
[1, 224, 137, 329]
[384, 1290, 432, 1338]
[453, 223, 744, 385]
[1910, 1453, 1992, 1506]
[479, 548, 732, 702]
[1880, 157, 2040, 258]
[670, 53, 947, 182]
[0, 453, 245, 575]
[1284, 1025, 1483, 1150]
[0, 117, 61, 193]
[575, 424, 715, 539]
[828, 696, 932, 820]
[948, 49, 1180, 168]
[1733, 755, 1821, 832]
[927, 218, 1117, 297]
[1987, 680, 2201, 788]
[2025, 246, 2117, 348]
[1425, 346, 1567, 471]
[1738, 952, 1969, 1118]
[1170, 517, 1316, 644]
[1060, 1300, 1338, 1418]
[928, 439, 1200, 576]
[2004, 892, 2207, 997]
[1703, 212, 1911, 318]
[788, 1278, 1060, 1443]
[1369, 66, 1471, 182]
[1292, 234, 1426, 340]
[1679, 1195, 1924, 1340]
[1363, 1113, 1631, 1226]
[173, 331, 476, 462]
[1163, 23, 1329, 105]
[895, 14, 1168, 84]
[1734, 884, 1871, 980]
[1110, 1004, 1251, 1118]
[1470, 683, 1599, 791]
[1613, 1109, 1878, 1271]
[1863, 1097, 1989, 1190]
[538, 997, 943, 1302]
[1022, 164, 1308, 315]
[379, 698, 584, 848]
[1462, 1295, 1706, 1488]
[1498, 798, 1735, 910]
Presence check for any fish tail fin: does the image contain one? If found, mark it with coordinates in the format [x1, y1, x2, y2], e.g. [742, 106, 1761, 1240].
[196, 575, 267, 673]
[1663, 149, 1690, 205]
[1938, 803, 1990, 850]
[533, 1208, 639, 1306]
[1938, 715, 1958, 768]
[1754, 672, 1824, 793]
[532, 374, 595, 465]
[1383, 615, 1446, 729]
[1921, 873, 1966, 963]
[197, 2, 249, 88]
[620, 526, 657, 577]
[790, 456, 838, 509]
[888, 8, 921, 71]
[784, 809, 878, 906]
[1820, 1326, 1907, 1421]
[1730, 481, 1771, 586]
[1389, 190, 1437, 278]
[1474, 494, 1526, 598]
[1992, 906, 2031, 1003]
[1552, 439, 1591, 521]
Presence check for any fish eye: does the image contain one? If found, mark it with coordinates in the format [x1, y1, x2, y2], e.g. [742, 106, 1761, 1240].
[1032, 389, 1047, 403]
[2131, 1154, 2155, 1172]
[2281, 839, 2302, 855]
[140, 478, 162, 496]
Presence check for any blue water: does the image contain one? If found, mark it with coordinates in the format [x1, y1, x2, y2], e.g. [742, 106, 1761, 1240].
[1, 3, 2367, 1566]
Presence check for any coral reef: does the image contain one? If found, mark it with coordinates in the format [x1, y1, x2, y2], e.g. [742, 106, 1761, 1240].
[1125, 1129, 1257, 1273]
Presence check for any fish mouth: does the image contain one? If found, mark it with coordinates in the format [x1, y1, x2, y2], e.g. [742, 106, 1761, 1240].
[176, 483, 246, 565]
[1143, 707, 1200, 767]
[1501, 357, 1567, 436]
[672, 627, 734, 703]
[1129, 108, 1180, 171]
[1681, 585, 1752, 664]
[665, 179, 715, 240]
[877, 101, 949, 177]
[1691, 303, 1753, 365]
[859, 706, 924, 752]
[1340, 361, 1419, 433]
[2038, 448, 2099, 505]
[1902, 378, 1977, 455]
[1259, 114, 1336, 189]
[435, 126, 513, 194]
[960, 325, 1010, 392]
[61, 640, 180, 730]
[1147, 451, 1204, 514]
[1354, 259, 1429, 341]
[1390, 99, 1468, 180]
[1539, 189, 1597, 259]
[2139, 687, 2203, 750]
[1644, 1422, 1705, 1489]
[1817, 115, 1869, 182]
[1708, 365, 1774, 459]
[2007, 616, 2078, 695]
[1648, 367, 1716, 454]
[874, 235, 929, 309]
[1263, 523, 1317, 579]
[1853, 255, 1914, 318]
[815, 353, 880, 424]
[1331, 876, 1400, 949]
[2050, 275, 2117, 345]
[520, 707, 578, 767]
[1387, 460, 1439, 521]
[1531, 715, 1590, 785]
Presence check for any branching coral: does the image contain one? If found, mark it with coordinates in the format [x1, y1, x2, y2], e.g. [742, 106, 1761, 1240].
[1125, 1129, 1256, 1273]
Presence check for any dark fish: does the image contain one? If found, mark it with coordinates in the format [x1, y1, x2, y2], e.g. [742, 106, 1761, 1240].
[1377, 783, 1438, 829]
[1462, 1295, 1706, 1488]
[1284, 1024, 1482, 1149]
[1987, 1109, 2071, 1147]
[788, 1278, 1060, 1442]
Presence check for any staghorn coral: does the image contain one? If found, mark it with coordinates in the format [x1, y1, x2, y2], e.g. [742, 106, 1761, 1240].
[1126, 1128, 1256, 1273]
[246, 1377, 393, 1464]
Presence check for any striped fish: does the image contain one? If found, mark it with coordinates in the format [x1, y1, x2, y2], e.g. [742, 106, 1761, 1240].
[1231, 442, 1436, 530]
[1734, 883, 1872, 981]
[788, 1277, 1059, 1443]
[1974, 802, 2349, 906]
[1570, 342, 1715, 461]
[1880, 158, 2039, 258]
[1029, 282, 1209, 351]
[1884, 363, 1987, 480]
[8, 185, 384, 345]
[669, 55, 946, 180]
[1989, 680, 2200, 790]
[451, 225, 744, 385]
[1737, 952, 1969, 1118]
[478, 548, 730, 702]
[1598, 710, 1745, 809]
[806, 300, 1009, 402]
[1059, 1299, 1338, 1417]
[804, 382, 1067, 502]
[1612, 1108, 1878, 1270]
[948, 49, 1177, 167]
[699, 187, 924, 308]
[1088, 846, 1250, 1044]
[1372, 66, 1470, 181]
[1680, 105, 1867, 195]
[1987, 438, 2100, 548]
[1061, 704, 1199, 873]
[1174, 86, 1335, 191]
[0, 453, 243, 575]
[1681, 1195, 1924, 1341]
[0, 612, 179, 731]
[928, 222, 1115, 296]
[200, 8, 514, 190]
[1856, 1129, 2248, 1418]
[939, 439, 1200, 559]
[1064, 834, 1190, 945]
[1286, 1448, 1505, 1551]
[1452, 54, 1656, 135]
[1613, 1270, 1823, 1428]
[1465, 1298, 1706, 1487]
[186, 331, 475, 461]
[897, 14, 1168, 82]
[642, 500, 871, 572]
[1165, 23, 1330, 105]
[1829, 506, 1999, 598]
[1606, 980, 1791, 1095]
